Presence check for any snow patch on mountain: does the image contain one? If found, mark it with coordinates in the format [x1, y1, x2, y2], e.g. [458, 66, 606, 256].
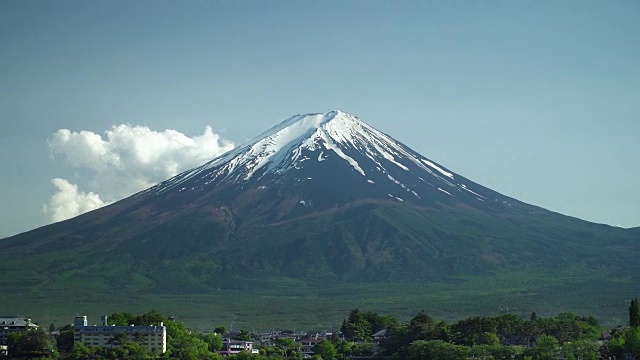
[313, 127, 365, 176]
[461, 184, 485, 199]
[438, 188, 453, 196]
[421, 159, 454, 179]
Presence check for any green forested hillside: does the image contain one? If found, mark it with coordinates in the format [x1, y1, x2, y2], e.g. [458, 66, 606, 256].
[0, 199, 638, 329]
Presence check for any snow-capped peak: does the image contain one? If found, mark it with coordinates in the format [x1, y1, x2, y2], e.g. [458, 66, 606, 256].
[146, 110, 476, 202]
[200, 110, 373, 180]
[246, 110, 343, 148]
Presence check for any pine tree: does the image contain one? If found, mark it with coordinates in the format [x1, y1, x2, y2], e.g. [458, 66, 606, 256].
[630, 297, 640, 327]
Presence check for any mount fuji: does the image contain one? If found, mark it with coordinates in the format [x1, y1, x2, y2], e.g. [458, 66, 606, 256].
[135, 110, 526, 219]
[1, 110, 638, 326]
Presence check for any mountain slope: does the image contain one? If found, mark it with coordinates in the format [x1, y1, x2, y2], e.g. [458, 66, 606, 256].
[0, 110, 638, 327]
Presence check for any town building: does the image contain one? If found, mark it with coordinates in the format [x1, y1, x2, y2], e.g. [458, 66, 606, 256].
[299, 334, 325, 358]
[0, 318, 39, 346]
[73, 315, 166, 354]
[256, 332, 277, 347]
[218, 338, 259, 356]
[371, 329, 388, 355]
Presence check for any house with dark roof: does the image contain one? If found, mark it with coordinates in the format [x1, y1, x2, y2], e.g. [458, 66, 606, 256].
[0, 317, 39, 346]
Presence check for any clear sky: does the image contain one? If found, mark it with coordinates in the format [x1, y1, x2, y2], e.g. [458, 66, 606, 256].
[1, 0, 639, 238]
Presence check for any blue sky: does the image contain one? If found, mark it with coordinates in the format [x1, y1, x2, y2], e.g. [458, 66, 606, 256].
[1, 0, 639, 237]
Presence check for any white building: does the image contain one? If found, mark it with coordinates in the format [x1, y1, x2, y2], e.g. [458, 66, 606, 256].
[218, 338, 259, 356]
[73, 316, 166, 354]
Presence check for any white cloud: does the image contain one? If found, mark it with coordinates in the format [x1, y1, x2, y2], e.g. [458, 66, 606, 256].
[42, 178, 107, 222]
[44, 124, 234, 223]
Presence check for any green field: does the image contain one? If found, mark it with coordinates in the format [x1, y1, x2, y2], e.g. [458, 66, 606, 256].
[2, 266, 637, 331]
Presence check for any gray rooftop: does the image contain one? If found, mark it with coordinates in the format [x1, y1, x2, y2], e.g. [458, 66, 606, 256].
[0, 318, 39, 328]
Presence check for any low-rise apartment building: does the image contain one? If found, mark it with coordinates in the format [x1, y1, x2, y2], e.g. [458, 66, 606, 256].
[73, 316, 166, 354]
[299, 334, 325, 358]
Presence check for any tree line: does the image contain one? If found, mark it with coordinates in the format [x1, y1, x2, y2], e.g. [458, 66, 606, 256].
[4, 297, 640, 359]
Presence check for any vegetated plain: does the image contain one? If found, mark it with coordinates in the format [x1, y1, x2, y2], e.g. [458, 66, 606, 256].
[1, 255, 638, 330]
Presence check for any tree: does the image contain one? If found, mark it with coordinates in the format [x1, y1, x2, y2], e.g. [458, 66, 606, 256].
[470, 344, 493, 359]
[381, 312, 449, 358]
[561, 339, 599, 360]
[477, 332, 500, 346]
[108, 346, 129, 359]
[133, 332, 146, 344]
[107, 312, 134, 326]
[133, 310, 165, 326]
[351, 342, 373, 356]
[170, 333, 216, 360]
[626, 327, 640, 357]
[228, 350, 259, 359]
[408, 311, 449, 343]
[548, 313, 583, 343]
[451, 316, 496, 345]
[214, 326, 227, 335]
[536, 334, 559, 351]
[314, 339, 337, 360]
[234, 329, 252, 341]
[107, 332, 130, 347]
[276, 337, 297, 357]
[630, 297, 640, 327]
[165, 320, 219, 359]
[334, 340, 353, 360]
[341, 309, 372, 341]
[8, 328, 57, 357]
[122, 341, 148, 360]
[195, 332, 223, 352]
[57, 324, 75, 353]
[364, 312, 399, 334]
[608, 329, 626, 359]
[527, 334, 559, 360]
[71, 342, 95, 359]
[487, 345, 524, 360]
[406, 340, 470, 360]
